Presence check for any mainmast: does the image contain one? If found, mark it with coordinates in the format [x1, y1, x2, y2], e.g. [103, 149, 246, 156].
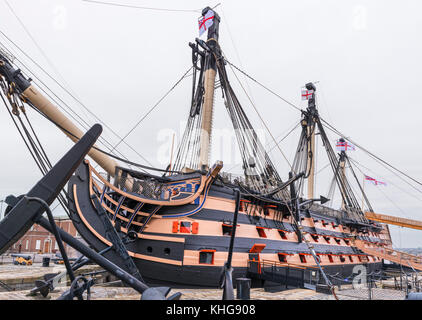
[0, 53, 119, 177]
[198, 7, 220, 171]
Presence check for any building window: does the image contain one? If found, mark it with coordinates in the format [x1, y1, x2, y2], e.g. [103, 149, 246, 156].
[344, 239, 350, 245]
[222, 224, 233, 236]
[278, 230, 287, 239]
[35, 240, 41, 250]
[339, 255, 345, 263]
[256, 227, 267, 238]
[348, 255, 353, 262]
[334, 238, 341, 245]
[180, 222, 191, 233]
[323, 236, 331, 243]
[328, 255, 334, 263]
[25, 240, 29, 250]
[164, 248, 171, 255]
[299, 254, 307, 263]
[199, 250, 215, 264]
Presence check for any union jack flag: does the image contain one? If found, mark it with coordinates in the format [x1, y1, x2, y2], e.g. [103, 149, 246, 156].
[198, 9, 214, 37]
[365, 175, 387, 186]
[336, 140, 355, 151]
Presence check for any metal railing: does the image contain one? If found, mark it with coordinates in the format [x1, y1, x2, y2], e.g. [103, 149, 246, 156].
[247, 259, 321, 289]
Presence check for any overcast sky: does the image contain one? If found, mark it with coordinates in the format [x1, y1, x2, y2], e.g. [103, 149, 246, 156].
[0, 0, 421, 248]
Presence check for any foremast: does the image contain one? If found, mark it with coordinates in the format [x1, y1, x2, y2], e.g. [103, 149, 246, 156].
[198, 7, 220, 171]
[304, 82, 317, 200]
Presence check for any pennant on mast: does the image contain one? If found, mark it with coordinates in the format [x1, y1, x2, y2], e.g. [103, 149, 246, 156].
[336, 139, 355, 151]
[364, 175, 387, 186]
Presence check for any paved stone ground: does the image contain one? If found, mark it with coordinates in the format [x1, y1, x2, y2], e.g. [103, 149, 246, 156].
[0, 263, 103, 291]
[334, 287, 406, 300]
[0, 285, 408, 300]
[0, 263, 409, 300]
[0, 286, 328, 300]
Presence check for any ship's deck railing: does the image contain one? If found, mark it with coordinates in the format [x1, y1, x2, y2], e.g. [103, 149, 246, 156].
[309, 203, 370, 225]
[247, 259, 321, 289]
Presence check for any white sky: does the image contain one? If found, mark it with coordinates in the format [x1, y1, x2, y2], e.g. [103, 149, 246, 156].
[0, 0, 421, 248]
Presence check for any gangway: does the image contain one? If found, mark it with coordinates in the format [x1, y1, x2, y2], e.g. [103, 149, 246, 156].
[365, 211, 422, 231]
[247, 259, 321, 289]
[354, 239, 422, 271]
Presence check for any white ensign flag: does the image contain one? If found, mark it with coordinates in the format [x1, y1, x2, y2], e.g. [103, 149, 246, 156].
[198, 10, 215, 37]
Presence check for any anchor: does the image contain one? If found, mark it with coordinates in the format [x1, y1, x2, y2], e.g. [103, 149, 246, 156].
[0, 124, 181, 300]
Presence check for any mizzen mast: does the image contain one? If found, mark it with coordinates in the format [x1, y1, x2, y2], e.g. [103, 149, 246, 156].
[198, 7, 220, 171]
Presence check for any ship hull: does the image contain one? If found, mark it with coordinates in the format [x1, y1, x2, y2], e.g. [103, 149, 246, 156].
[131, 250, 382, 288]
[67, 161, 387, 288]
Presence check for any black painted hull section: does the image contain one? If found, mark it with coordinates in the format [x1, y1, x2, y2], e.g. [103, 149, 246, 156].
[135, 258, 383, 288]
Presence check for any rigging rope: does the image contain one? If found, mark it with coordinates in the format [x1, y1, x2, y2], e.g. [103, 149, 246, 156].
[320, 118, 422, 191]
[0, 82, 70, 216]
[0, 30, 152, 168]
[224, 59, 302, 113]
[227, 59, 294, 172]
[108, 66, 194, 155]
[82, 0, 201, 13]
[224, 58, 422, 199]
[349, 156, 422, 205]
[25, 101, 187, 175]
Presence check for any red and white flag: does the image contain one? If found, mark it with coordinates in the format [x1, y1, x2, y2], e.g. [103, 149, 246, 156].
[198, 10, 214, 37]
[365, 175, 387, 186]
[301, 89, 314, 100]
[336, 140, 355, 151]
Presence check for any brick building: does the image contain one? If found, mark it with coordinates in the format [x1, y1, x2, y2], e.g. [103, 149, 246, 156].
[7, 217, 82, 258]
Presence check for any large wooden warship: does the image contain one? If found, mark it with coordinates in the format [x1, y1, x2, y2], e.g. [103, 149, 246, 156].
[1, 6, 421, 289]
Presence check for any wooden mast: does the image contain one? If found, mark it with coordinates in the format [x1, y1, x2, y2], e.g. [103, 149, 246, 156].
[339, 147, 347, 210]
[307, 123, 316, 199]
[305, 83, 317, 200]
[198, 7, 220, 171]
